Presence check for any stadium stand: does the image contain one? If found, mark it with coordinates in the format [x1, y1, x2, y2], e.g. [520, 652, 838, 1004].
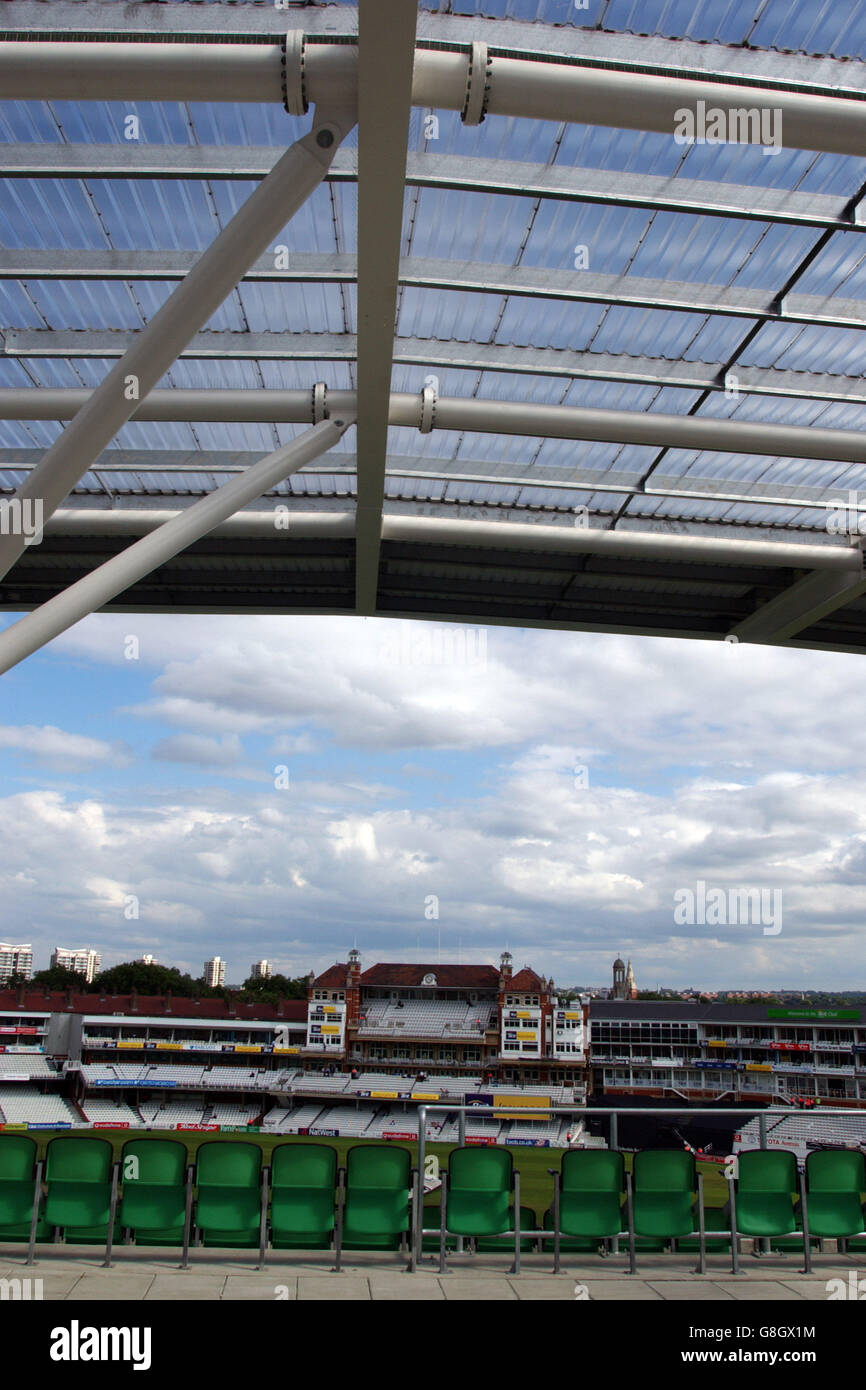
[80, 1098, 144, 1126]
[735, 1113, 866, 1160]
[0, 1055, 55, 1077]
[0, 1087, 80, 1125]
[358, 999, 496, 1037]
[136, 1101, 210, 1127]
[206, 1103, 255, 1126]
[265, 1104, 326, 1134]
[292, 1074, 351, 1095]
[316, 1106, 378, 1136]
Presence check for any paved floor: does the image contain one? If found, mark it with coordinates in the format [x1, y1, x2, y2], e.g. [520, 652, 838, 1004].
[2, 1245, 861, 1300]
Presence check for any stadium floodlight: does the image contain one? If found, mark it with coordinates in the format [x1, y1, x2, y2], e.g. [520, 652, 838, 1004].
[0, 96, 358, 586]
[0, 416, 354, 675]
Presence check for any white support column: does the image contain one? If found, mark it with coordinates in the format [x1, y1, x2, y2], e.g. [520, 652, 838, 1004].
[354, 0, 418, 613]
[0, 101, 357, 584]
[0, 417, 354, 675]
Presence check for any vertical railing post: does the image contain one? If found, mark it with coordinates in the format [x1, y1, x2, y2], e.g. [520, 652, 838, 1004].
[758, 1113, 770, 1254]
[455, 1106, 466, 1254]
[412, 1104, 427, 1273]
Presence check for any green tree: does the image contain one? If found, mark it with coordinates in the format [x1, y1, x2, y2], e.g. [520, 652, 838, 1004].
[31, 965, 85, 990]
[92, 962, 215, 998]
[238, 973, 309, 1004]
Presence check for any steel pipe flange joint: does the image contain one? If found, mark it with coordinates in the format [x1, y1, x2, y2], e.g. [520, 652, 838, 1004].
[312, 382, 328, 424]
[461, 41, 491, 127]
[420, 385, 437, 435]
[282, 31, 308, 117]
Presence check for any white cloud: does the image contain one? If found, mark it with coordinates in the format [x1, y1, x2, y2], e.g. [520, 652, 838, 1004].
[0, 724, 128, 770]
[152, 733, 244, 766]
[4, 613, 866, 987]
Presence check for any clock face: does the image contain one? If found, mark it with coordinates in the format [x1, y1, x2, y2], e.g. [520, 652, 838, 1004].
[421, 973, 436, 986]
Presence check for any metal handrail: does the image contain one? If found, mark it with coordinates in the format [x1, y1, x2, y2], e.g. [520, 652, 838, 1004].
[410, 1100, 866, 1272]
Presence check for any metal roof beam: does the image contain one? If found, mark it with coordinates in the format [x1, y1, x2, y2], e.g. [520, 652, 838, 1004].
[0, 448, 858, 518]
[730, 564, 866, 642]
[0, 106, 358, 583]
[3, 386, 866, 462]
[3, 38, 866, 155]
[4, 249, 864, 332]
[0, 416, 354, 673]
[3, 145, 860, 232]
[4, 340, 864, 407]
[354, 0, 417, 614]
[3, 1, 864, 100]
[29, 507, 861, 573]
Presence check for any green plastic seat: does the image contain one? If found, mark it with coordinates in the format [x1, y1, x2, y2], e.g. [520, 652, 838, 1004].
[632, 1150, 697, 1239]
[270, 1143, 336, 1251]
[560, 1150, 625, 1239]
[0, 1135, 40, 1231]
[804, 1151, 865, 1240]
[195, 1141, 262, 1248]
[44, 1137, 113, 1234]
[444, 1147, 512, 1237]
[0, 1135, 46, 1247]
[0, 1216, 51, 1244]
[63, 1218, 124, 1245]
[120, 1139, 189, 1246]
[542, 1207, 600, 1252]
[734, 1150, 798, 1237]
[476, 1205, 537, 1252]
[677, 1206, 731, 1252]
[422, 1204, 458, 1252]
[342, 1145, 411, 1251]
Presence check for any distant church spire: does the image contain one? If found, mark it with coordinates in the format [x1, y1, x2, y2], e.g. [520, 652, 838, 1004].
[625, 959, 637, 1000]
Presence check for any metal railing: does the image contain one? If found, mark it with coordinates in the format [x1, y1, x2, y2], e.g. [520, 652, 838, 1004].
[410, 1101, 866, 1273]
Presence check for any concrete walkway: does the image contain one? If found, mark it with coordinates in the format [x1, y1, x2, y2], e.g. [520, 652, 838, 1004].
[2, 1245, 860, 1300]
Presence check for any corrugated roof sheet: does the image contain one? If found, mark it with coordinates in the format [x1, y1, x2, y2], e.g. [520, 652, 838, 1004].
[1, 2, 865, 540]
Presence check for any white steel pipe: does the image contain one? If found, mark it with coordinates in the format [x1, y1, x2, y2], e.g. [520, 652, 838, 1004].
[40, 508, 861, 572]
[0, 417, 354, 674]
[380, 515, 864, 571]
[1, 40, 865, 155]
[2, 388, 865, 464]
[0, 106, 356, 584]
[46, 509, 358, 539]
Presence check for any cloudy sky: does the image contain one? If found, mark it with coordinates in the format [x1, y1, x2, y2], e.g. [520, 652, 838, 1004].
[0, 611, 864, 991]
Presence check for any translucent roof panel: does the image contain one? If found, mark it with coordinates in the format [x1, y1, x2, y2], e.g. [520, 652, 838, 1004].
[1, 0, 865, 651]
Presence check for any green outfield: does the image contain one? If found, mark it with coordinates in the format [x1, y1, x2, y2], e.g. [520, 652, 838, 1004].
[12, 1128, 731, 1224]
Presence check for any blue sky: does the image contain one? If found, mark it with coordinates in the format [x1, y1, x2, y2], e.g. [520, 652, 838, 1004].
[1, 4, 865, 992]
[1, 610, 865, 993]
